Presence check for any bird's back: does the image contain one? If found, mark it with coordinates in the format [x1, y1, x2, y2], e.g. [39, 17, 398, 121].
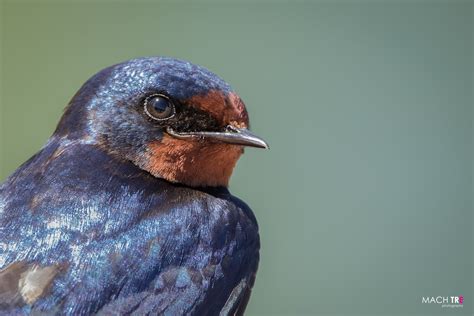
[0, 139, 259, 315]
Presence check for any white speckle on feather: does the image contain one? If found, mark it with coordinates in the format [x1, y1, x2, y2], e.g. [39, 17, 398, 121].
[19, 265, 57, 305]
[0, 197, 5, 216]
[46, 219, 62, 229]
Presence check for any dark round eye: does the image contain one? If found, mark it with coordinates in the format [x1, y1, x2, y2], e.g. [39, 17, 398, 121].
[144, 94, 175, 121]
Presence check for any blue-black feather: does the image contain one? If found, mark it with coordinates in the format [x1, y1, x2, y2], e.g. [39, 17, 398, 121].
[0, 139, 259, 315]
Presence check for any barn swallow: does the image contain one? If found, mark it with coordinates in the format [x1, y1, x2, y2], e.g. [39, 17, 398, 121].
[0, 57, 267, 315]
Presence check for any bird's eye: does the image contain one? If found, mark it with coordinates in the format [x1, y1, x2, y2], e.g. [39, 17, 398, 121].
[144, 94, 175, 121]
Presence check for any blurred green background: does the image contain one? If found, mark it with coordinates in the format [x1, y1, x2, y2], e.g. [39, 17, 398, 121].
[0, 1, 472, 315]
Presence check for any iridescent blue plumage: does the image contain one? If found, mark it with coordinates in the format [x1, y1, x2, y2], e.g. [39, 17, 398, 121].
[0, 57, 260, 315]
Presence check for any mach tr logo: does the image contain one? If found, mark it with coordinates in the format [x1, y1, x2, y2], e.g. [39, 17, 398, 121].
[422, 295, 464, 308]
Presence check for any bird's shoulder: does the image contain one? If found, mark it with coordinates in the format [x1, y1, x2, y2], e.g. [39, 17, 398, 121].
[0, 140, 259, 258]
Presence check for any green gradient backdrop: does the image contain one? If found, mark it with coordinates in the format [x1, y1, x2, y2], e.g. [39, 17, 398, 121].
[0, 1, 472, 315]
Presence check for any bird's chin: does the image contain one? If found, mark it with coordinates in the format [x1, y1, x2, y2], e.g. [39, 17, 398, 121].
[165, 126, 268, 149]
[140, 134, 244, 187]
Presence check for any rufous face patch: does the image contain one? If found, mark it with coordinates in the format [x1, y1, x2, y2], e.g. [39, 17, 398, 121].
[142, 134, 243, 187]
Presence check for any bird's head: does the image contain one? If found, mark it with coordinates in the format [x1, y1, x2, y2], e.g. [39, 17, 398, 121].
[55, 57, 267, 187]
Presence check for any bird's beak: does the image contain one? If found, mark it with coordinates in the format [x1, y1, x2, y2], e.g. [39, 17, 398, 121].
[166, 125, 269, 149]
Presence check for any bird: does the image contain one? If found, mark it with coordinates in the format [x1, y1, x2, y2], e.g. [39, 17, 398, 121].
[0, 57, 268, 315]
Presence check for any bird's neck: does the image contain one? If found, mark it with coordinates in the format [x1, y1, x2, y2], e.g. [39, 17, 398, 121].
[45, 134, 243, 188]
